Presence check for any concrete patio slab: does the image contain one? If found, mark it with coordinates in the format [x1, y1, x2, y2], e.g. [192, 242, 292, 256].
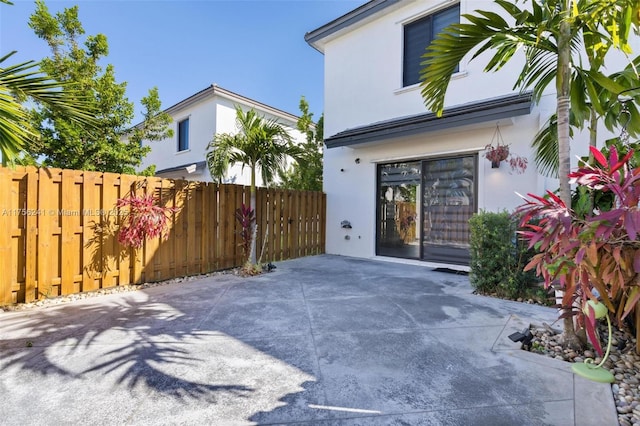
[0, 255, 617, 425]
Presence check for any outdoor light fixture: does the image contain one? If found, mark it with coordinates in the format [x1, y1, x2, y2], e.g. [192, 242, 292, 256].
[355, 158, 360, 164]
[508, 328, 533, 346]
[341, 220, 352, 229]
[571, 300, 615, 383]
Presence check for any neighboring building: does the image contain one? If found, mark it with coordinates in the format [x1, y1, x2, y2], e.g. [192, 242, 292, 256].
[306, 0, 638, 268]
[138, 84, 304, 184]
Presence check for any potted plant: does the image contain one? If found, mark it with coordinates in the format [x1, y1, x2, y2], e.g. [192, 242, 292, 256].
[517, 146, 640, 354]
[485, 143, 510, 168]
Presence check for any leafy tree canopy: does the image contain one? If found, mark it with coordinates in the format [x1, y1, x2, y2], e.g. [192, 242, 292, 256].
[25, 0, 172, 174]
[0, 0, 96, 166]
[278, 96, 323, 191]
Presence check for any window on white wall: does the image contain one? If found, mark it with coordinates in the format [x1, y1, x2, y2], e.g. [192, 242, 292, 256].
[178, 118, 189, 152]
[403, 4, 460, 87]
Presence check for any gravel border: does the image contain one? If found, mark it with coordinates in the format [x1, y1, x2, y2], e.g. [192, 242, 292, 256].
[527, 323, 640, 426]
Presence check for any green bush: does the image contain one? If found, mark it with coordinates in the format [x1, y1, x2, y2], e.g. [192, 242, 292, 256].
[469, 210, 539, 299]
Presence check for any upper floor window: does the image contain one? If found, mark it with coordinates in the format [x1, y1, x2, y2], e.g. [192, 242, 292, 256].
[403, 4, 460, 87]
[178, 118, 189, 152]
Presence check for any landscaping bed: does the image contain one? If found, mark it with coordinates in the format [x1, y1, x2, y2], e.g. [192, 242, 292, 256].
[526, 322, 640, 426]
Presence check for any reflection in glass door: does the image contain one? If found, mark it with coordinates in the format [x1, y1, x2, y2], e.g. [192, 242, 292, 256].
[422, 155, 476, 264]
[376, 161, 421, 259]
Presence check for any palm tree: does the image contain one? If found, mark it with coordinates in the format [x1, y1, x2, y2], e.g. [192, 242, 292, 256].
[206, 105, 299, 264]
[0, 51, 95, 166]
[419, 0, 637, 350]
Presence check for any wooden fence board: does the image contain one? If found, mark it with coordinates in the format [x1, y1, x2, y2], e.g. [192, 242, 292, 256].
[23, 168, 38, 302]
[206, 183, 217, 271]
[0, 167, 12, 304]
[143, 178, 160, 282]
[0, 166, 325, 303]
[118, 174, 135, 286]
[82, 170, 97, 292]
[36, 168, 54, 299]
[274, 189, 283, 261]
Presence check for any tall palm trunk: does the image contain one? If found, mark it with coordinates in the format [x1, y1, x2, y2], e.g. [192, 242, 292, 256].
[557, 11, 583, 350]
[249, 163, 257, 265]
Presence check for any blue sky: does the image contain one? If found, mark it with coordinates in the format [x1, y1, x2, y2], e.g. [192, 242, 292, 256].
[1, 0, 365, 122]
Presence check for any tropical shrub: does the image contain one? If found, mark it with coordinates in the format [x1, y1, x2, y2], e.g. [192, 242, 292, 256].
[235, 203, 255, 262]
[469, 210, 539, 299]
[517, 146, 640, 354]
[116, 194, 177, 248]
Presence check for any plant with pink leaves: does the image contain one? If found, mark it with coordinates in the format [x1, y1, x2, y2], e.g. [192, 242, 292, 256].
[517, 146, 640, 354]
[116, 194, 178, 248]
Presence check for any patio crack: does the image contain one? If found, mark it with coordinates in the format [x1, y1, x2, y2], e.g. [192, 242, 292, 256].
[300, 280, 330, 407]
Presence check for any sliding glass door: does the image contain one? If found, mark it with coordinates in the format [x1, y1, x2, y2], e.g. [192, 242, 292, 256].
[376, 155, 476, 265]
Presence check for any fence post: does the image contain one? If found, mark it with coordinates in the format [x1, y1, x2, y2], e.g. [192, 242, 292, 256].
[0, 167, 13, 304]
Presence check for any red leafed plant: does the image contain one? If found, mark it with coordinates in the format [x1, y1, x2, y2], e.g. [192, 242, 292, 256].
[516, 146, 640, 355]
[116, 194, 178, 248]
[235, 203, 256, 261]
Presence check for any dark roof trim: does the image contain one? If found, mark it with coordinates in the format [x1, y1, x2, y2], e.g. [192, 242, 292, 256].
[130, 84, 300, 130]
[324, 92, 533, 148]
[156, 160, 207, 175]
[163, 84, 300, 122]
[305, 0, 401, 52]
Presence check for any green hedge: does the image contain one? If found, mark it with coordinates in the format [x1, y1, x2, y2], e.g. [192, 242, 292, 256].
[469, 210, 538, 299]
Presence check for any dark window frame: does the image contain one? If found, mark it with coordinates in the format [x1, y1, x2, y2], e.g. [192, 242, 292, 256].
[402, 4, 460, 87]
[178, 118, 189, 152]
[375, 153, 478, 265]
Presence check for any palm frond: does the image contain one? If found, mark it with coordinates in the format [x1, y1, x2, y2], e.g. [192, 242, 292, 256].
[0, 51, 96, 163]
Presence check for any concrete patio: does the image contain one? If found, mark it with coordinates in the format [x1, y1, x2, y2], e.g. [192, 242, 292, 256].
[0, 255, 617, 425]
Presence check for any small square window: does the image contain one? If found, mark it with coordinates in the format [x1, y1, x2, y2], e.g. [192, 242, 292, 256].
[403, 4, 460, 87]
[178, 118, 189, 152]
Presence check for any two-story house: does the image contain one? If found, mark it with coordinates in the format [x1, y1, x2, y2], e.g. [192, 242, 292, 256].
[139, 84, 305, 184]
[306, 0, 635, 267]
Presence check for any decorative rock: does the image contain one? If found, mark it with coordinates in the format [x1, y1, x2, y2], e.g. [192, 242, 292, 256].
[513, 321, 640, 426]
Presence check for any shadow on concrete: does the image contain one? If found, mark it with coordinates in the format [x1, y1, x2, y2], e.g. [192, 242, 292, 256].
[0, 255, 603, 425]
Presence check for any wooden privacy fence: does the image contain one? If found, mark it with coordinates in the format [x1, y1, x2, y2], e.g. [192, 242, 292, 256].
[0, 166, 326, 304]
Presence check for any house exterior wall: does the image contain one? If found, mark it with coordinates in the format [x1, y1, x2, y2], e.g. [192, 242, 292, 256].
[141, 95, 217, 182]
[138, 87, 305, 185]
[314, 0, 638, 266]
[322, 0, 530, 137]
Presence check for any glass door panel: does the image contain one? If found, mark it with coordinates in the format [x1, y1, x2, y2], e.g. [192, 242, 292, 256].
[377, 161, 421, 259]
[422, 155, 476, 264]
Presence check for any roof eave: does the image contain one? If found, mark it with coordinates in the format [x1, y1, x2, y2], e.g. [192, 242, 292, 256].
[325, 92, 534, 149]
[305, 0, 403, 53]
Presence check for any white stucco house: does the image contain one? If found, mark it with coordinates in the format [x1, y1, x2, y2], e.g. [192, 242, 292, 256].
[138, 84, 304, 184]
[306, 0, 638, 267]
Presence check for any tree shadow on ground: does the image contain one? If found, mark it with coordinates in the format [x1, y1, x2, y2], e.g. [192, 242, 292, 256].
[0, 289, 253, 403]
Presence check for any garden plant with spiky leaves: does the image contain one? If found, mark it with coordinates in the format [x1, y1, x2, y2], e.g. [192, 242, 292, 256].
[517, 146, 640, 354]
[420, 0, 639, 349]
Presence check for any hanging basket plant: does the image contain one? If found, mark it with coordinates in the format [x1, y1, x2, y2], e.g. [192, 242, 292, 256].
[485, 143, 510, 167]
[484, 125, 528, 174]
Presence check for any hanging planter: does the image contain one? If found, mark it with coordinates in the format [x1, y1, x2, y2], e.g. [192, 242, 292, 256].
[486, 144, 510, 167]
[484, 124, 528, 174]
